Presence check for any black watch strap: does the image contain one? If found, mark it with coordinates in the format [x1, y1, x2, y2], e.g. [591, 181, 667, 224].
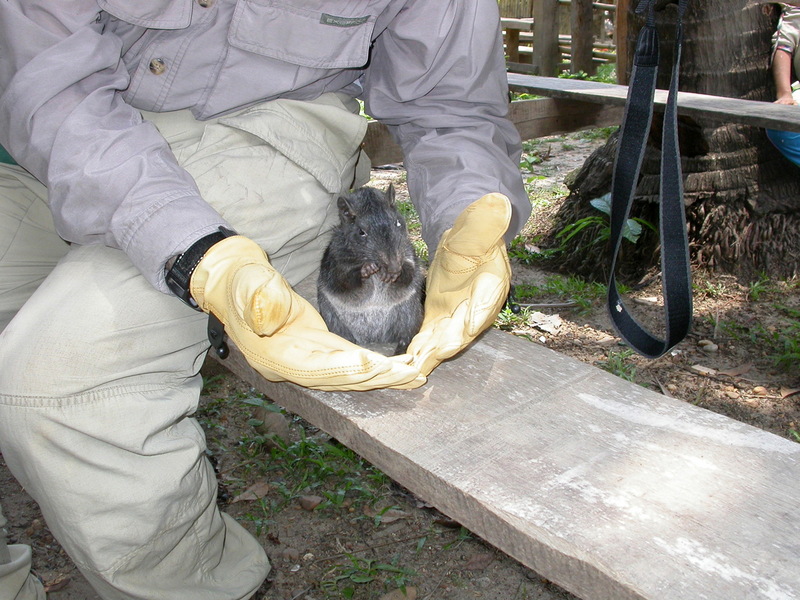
[165, 226, 236, 310]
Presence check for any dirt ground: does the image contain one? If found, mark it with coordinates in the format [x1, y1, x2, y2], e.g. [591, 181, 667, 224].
[2, 133, 798, 600]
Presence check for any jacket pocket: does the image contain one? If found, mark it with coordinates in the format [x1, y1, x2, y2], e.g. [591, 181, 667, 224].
[98, 0, 194, 29]
[228, 0, 376, 69]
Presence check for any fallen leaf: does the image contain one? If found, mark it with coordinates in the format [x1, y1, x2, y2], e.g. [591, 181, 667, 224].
[529, 311, 563, 334]
[231, 481, 271, 503]
[691, 364, 717, 376]
[464, 553, 494, 571]
[377, 509, 410, 524]
[717, 363, 752, 377]
[43, 573, 71, 593]
[780, 387, 800, 399]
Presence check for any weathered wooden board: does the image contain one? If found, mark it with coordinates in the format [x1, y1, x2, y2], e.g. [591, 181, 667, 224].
[362, 97, 622, 167]
[508, 73, 800, 132]
[215, 275, 800, 600]
[509, 97, 622, 141]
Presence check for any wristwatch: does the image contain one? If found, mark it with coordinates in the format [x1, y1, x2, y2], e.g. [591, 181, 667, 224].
[165, 226, 236, 310]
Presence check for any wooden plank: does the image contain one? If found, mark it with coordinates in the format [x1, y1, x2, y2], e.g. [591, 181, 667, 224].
[362, 97, 622, 167]
[507, 73, 800, 132]
[509, 97, 622, 139]
[215, 275, 800, 600]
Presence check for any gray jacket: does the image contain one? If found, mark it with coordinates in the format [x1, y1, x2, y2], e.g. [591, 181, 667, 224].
[0, 0, 530, 292]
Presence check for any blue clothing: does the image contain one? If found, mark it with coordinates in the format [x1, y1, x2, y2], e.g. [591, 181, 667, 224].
[766, 128, 800, 166]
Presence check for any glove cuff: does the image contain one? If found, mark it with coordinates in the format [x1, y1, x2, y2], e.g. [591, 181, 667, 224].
[166, 227, 236, 309]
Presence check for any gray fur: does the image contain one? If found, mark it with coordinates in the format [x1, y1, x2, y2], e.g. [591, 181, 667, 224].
[317, 185, 425, 355]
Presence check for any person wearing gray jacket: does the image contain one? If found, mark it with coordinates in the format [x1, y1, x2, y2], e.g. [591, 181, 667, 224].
[0, 1, 530, 598]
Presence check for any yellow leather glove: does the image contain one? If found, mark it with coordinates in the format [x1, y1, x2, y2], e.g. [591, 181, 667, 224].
[406, 193, 512, 376]
[189, 236, 426, 391]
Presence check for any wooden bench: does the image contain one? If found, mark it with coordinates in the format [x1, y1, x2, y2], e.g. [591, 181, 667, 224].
[507, 72, 800, 133]
[215, 77, 800, 600]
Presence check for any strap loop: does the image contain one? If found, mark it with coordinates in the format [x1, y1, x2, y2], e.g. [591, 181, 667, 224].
[607, 0, 692, 359]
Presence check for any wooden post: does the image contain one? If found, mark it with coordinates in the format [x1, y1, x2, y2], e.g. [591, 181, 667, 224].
[571, 0, 595, 75]
[533, 0, 561, 76]
[616, 0, 633, 84]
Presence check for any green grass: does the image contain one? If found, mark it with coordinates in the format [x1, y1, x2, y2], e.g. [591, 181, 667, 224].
[321, 555, 416, 598]
[203, 396, 395, 529]
[511, 274, 608, 314]
[711, 304, 800, 375]
[595, 348, 638, 382]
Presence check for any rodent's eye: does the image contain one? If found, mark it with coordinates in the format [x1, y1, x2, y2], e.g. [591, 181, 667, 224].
[358, 228, 367, 237]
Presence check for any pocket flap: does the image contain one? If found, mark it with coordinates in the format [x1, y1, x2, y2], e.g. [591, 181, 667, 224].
[229, 0, 375, 69]
[98, 0, 193, 29]
[220, 94, 367, 193]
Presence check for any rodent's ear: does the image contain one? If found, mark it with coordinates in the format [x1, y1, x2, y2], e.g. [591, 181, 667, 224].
[338, 196, 357, 223]
[386, 184, 396, 205]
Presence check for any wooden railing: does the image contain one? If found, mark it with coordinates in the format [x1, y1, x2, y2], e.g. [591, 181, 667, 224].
[500, 0, 618, 77]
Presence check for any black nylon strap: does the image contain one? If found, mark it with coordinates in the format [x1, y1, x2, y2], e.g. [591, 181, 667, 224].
[165, 227, 236, 310]
[607, 0, 692, 358]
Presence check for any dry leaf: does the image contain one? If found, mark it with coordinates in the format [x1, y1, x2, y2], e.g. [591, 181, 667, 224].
[43, 573, 71, 593]
[377, 508, 410, 524]
[717, 363, 752, 377]
[231, 480, 271, 503]
[464, 552, 494, 571]
[529, 311, 563, 334]
[691, 364, 717, 376]
[780, 387, 800, 399]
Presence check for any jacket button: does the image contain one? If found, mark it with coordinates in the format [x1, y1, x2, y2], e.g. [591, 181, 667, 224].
[197, 0, 213, 6]
[149, 58, 167, 75]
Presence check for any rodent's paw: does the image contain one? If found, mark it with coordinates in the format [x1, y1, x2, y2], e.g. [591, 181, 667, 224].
[379, 268, 401, 284]
[361, 262, 381, 279]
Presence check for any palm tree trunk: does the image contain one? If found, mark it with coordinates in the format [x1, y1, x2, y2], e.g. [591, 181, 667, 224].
[550, 0, 800, 281]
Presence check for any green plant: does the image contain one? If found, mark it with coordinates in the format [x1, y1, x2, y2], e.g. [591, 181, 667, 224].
[231, 403, 393, 526]
[577, 125, 618, 141]
[555, 193, 655, 252]
[512, 274, 608, 314]
[693, 279, 729, 300]
[747, 272, 774, 301]
[709, 305, 800, 375]
[495, 306, 534, 331]
[442, 527, 472, 550]
[519, 153, 543, 171]
[596, 348, 638, 382]
[558, 63, 617, 84]
[766, 306, 800, 373]
[508, 235, 559, 264]
[321, 555, 416, 598]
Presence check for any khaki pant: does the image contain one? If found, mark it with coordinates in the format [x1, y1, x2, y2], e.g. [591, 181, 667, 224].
[0, 93, 369, 600]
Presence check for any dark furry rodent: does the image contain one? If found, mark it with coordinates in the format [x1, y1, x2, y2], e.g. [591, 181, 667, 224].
[317, 185, 425, 355]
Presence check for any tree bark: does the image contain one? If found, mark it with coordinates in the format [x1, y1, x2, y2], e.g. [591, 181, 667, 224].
[547, 0, 800, 282]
